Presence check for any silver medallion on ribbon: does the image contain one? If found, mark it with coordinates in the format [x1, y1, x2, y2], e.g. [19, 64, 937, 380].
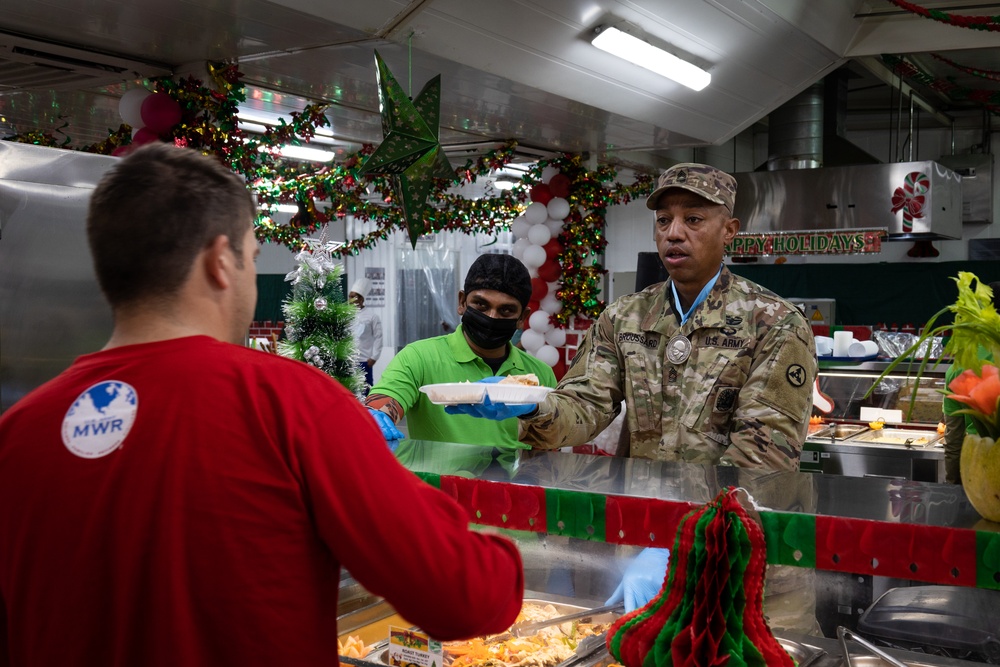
[666, 334, 692, 364]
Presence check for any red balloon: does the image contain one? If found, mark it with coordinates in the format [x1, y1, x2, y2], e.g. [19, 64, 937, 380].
[548, 173, 571, 198]
[530, 277, 548, 301]
[527, 299, 541, 316]
[132, 127, 160, 146]
[140, 93, 182, 134]
[537, 259, 562, 283]
[529, 184, 553, 205]
[543, 238, 563, 260]
[552, 357, 568, 380]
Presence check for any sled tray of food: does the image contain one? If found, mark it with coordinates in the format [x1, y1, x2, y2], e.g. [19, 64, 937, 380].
[367, 599, 619, 667]
[808, 424, 870, 441]
[845, 428, 941, 448]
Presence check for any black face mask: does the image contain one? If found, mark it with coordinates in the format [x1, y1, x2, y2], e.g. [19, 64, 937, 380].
[461, 306, 519, 350]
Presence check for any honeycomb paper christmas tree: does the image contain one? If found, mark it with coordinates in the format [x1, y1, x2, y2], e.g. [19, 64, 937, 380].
[607, 487, 793, 667]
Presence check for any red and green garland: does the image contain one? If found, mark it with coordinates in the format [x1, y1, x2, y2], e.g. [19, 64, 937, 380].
[607, 487, 793, 667]
[881, 54, 1000, 114]
[885, 0, 1000, 32]
[932, 53, 1000, 84]
[2, 62, 656, 325]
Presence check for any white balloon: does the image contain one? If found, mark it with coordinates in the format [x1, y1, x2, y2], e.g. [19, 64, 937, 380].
[512, 237, 530, 259]
[545, 217, 564, 235]
[511, 216, 530, 239]
[541, 166, 560, 183]
[520, 328, 545, 353]
[524, 201, 548, 225]
[544, 327, 567, 348]
[522, 244, 546, 269]
[528, 309, 553, 334]
[540, 294, 563, 314]
[119, 88, 151, 127]
[546, 281, 561, 292]
[527, 223, 552, 246]
[535, 344, 561, 367]
[546, 197, 570, 221]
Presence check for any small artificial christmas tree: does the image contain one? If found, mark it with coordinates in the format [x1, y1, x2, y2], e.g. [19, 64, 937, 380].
[277, 231, 366, 396]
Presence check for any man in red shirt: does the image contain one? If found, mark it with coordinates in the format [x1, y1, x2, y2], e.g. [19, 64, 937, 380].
[0, 144, 523, 666]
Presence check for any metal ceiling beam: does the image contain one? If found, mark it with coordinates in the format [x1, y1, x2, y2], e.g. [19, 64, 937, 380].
[853, 56, 953, 128]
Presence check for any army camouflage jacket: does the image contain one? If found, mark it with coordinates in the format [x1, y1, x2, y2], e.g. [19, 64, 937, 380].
[520, 267, 817, 471]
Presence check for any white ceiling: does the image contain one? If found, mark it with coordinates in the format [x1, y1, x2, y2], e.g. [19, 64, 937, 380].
[0, 0, 998, 170]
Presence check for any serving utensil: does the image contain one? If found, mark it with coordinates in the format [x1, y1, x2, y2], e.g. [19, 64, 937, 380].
[493, 602, 623, 641]
[550, 631, 609, 667]
[838, 626, 908, 667]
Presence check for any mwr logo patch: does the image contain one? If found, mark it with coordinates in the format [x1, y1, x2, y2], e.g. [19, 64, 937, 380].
[62, 381, 138, 459]
[714, 387, 738, 413]
[786, 364, 807, 388]
[617, 332, 659, 349]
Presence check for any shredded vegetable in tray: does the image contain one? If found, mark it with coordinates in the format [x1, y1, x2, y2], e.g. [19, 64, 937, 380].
[445, 603, 611, 667]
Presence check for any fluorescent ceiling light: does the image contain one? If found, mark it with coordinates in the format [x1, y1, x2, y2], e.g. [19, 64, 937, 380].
[277, 144, 335, 162]
[494, 180, 516, 191]
[591, 26, 710, 92]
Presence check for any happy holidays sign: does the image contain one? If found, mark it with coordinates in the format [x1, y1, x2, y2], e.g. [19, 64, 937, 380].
[726, 229, 887, 257]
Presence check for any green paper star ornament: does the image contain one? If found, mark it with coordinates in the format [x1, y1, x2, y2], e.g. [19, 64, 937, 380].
[359, 50, 452, 247]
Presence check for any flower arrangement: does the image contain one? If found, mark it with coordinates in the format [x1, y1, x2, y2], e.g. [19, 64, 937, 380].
[876, 272, 1000, 431]
[947, 363, 1000, 439]
[876, 272, 1000, 519]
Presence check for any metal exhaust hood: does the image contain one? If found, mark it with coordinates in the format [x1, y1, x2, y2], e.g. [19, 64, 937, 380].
[731, 161, 963, 241]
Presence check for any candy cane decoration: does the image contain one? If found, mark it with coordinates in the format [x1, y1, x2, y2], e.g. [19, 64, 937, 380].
[891, 171, 929, 233]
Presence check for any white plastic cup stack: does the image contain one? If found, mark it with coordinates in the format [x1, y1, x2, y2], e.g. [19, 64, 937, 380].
[848, 340, 879, 358]
[814, 336, 834, 356]
[832, 331, 854, 357]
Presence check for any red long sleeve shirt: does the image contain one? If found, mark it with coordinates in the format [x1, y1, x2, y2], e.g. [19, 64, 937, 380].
[0, 336, 523, 666]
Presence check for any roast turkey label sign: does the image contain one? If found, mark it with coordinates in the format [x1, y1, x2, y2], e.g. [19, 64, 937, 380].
[726, 229, 887, 256]
[388, 626, 442, 667]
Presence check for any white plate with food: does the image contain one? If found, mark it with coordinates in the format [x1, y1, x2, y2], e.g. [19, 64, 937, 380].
[485, 384, 552, 404]
[481, 374, 550, 404]
[420, 382, 489, 405]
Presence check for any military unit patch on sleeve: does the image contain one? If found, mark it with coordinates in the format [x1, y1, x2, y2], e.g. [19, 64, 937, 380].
[786, 364, 806, 387]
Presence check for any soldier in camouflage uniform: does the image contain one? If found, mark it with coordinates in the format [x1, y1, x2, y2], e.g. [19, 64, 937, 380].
[519, 163, 817, 467]
[520, 163, 821, 634]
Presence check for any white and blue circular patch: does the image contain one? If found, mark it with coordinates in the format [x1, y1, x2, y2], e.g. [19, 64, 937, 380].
[61, 381, 138, 459]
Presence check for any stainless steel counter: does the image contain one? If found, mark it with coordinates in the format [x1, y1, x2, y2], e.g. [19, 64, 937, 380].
[394, 439, 985, 529]
[388, 440, 997, 643]
[802, 427, 945, 482]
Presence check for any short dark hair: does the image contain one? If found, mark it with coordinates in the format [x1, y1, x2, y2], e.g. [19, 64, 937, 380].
[86, 143, 256, 308]
[464, 254, 532, 308]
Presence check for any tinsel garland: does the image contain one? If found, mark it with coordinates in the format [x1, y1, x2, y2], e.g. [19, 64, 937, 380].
[882, 54, 1000, 114]
[884, 0, 1000, 31]
[2, 62, 657, 323]
[932, 53, 1000, 83]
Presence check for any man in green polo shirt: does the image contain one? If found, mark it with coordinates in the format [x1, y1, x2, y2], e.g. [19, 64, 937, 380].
[364, 254, 556, 449]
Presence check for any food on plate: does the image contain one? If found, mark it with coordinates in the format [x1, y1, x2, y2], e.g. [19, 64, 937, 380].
[807, 415, 825, 433]
[499, 374, 540, 386]
[445, 602, 612, 667]
[338, 635, 368, 659]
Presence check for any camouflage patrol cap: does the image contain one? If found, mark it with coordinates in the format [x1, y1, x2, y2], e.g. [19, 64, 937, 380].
[645, 163, 737, 212]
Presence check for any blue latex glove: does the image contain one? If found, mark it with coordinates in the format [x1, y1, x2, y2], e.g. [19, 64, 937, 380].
[444, 394, 537, 421]
[367, 408, 404, 451]
[605, 547, 671, 612]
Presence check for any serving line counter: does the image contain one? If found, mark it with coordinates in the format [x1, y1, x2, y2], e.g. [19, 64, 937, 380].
[338, 441, 1000, 666]
[807, 360, 951, 482]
